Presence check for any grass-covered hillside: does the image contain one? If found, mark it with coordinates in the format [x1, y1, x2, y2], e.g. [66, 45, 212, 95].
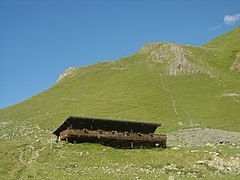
[0, 26, 239, 179]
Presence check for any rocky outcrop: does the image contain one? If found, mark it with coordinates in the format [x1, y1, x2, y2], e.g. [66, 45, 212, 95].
[139, 43, 212, 76]
[57, 67, 77, 82]
[222, 92, 240, 97]
[230, 52, 240, 73]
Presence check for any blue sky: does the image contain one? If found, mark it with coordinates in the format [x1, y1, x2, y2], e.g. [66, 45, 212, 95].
[0, 0, 240, 109]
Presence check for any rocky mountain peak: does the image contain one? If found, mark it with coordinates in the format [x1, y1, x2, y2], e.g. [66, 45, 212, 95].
[57, 67, 77, 82]
[139, 42, 212, 76]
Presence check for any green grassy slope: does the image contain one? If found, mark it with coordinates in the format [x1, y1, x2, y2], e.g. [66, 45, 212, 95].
[0, 26, 239, 179]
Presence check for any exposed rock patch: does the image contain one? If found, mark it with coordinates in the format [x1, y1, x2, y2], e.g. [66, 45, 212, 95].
[167, 57, 204, 76]
[222, 92, 240, 97]
[139, 43, 212, 76]
[230, 52, 240, 73]
[206, 154, 240, 175]
[57, 67, 78, 82]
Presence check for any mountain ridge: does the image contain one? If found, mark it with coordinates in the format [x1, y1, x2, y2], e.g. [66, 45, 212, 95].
[57, 26, 240, 84]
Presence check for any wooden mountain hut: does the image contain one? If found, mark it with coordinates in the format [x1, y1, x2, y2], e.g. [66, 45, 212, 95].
[53, 116, 167, 149]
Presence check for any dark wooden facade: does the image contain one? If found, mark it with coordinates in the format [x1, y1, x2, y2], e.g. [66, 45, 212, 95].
[53, 116, 167, 149]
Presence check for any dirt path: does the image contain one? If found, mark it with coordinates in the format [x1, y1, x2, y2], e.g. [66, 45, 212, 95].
[159, 73, 181, 120]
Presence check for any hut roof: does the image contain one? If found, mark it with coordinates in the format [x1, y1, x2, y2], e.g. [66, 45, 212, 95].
[53, 116, 161, 136]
